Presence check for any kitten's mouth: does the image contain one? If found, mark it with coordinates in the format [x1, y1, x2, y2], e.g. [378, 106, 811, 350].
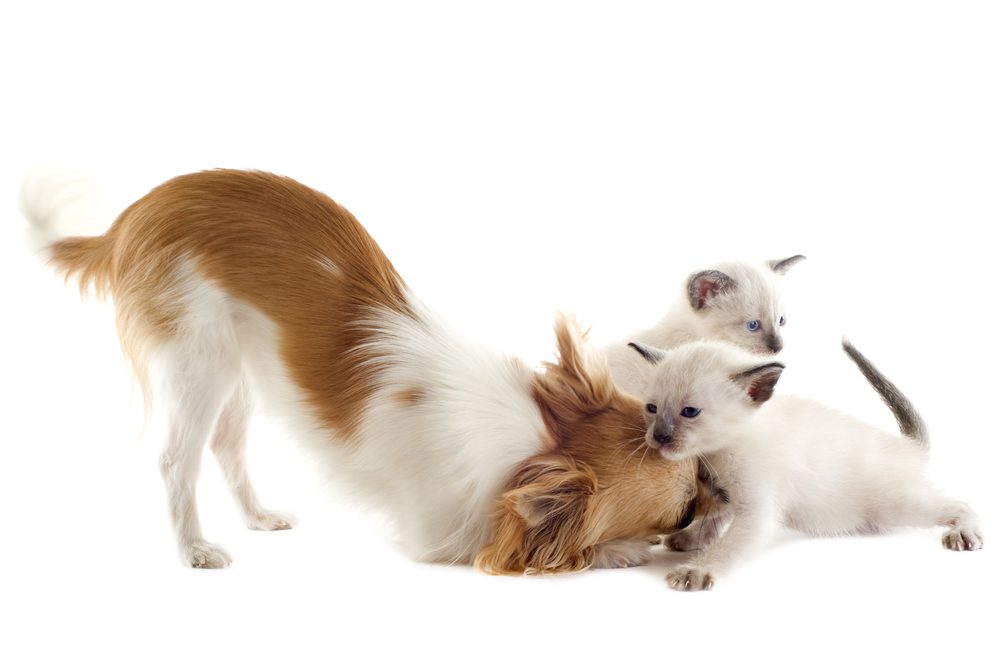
[646, 438, 685, 460]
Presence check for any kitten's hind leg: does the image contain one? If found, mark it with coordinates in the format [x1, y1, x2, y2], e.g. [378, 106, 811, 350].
[937, 499, 983, 551]
[210, 378, 296, 532]
[874, 487, 983, 551]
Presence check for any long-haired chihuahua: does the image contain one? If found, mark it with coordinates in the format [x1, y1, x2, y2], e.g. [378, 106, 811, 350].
[26, 170, 702, 572]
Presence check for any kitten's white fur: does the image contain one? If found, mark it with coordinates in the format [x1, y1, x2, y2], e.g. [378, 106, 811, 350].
[629, 340, 982, 591]
[604, 257, 802, 392]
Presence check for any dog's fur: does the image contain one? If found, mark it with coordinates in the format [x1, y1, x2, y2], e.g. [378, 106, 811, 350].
[27, 169, 700, 571]
[628, 339, 983, 591]
[604, 257, 804, 393]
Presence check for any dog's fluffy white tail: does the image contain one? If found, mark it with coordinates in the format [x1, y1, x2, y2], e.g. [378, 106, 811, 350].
[20, 169, 116, 297]
[20, 169, 110, 257]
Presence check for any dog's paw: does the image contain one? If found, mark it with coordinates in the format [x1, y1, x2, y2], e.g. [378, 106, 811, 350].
[942, 527, 983, 551]
[666, 566, 714, 591]
[247, 510, 296, 531]
[591, 539, 653, 569]
[186, 542, 232, 569]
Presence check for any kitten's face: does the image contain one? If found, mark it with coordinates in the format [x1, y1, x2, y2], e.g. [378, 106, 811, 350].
[630, 342, 784, 460]
[687, 257, 803, 356]
[698, 295, 785, 355]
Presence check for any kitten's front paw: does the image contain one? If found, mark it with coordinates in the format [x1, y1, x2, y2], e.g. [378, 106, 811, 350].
[247, 510, 296, 531]
[592, 540, 653, 569]
[186, 542, 232, 569]
[942, 528, 983, 551]
[666, 567, 714, 591]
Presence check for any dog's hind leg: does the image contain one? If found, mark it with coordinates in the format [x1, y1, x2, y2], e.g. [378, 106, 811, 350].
[153, 281, 245, 568]
[210, 377, 295, 531]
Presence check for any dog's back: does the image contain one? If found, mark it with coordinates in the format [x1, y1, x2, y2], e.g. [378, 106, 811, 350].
[37, 170, 409, 437]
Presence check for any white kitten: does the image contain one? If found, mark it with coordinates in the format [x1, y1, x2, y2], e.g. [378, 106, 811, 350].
[604, 256, 804, 392]
[628, 338, 983, 591]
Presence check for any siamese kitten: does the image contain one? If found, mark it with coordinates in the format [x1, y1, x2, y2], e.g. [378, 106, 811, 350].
[604, 256, 805, 393]
[629, 339, 983, 591]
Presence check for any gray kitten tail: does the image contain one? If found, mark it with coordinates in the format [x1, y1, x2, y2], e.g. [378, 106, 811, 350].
[841, 337, 929, 448]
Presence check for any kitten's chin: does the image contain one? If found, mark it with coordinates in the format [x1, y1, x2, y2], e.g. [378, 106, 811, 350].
[644, 435, 690, 460]
[650, 444, 687, 461]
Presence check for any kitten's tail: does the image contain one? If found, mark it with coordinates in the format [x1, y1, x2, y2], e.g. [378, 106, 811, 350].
[20, 170, 116, 298]
[841, 337, 929, 448]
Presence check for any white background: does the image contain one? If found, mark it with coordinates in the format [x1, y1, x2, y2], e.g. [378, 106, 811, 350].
[1, 1, 997, 665]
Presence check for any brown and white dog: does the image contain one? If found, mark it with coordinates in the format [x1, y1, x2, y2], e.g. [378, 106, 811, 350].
[26, 169, 701, 572]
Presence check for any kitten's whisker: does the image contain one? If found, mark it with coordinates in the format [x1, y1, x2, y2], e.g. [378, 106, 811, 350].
[636, 443, 650, 476]
[622, 441, 647, 471]
[612, 435, 646, 458]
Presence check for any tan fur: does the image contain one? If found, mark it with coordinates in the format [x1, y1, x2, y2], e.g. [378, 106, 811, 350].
[476, 454, 598, 574]
[49, 234, 116, 298]
[475, 317, 698, 575]
[393, 387, 426, 406]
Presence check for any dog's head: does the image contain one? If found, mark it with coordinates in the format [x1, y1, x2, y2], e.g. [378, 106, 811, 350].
[475, 316, 699, 575]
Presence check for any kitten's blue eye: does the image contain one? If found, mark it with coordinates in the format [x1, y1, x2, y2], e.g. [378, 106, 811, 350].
[646, 403, 657, 414]
[746, 320, 761, 332]
[779, 316, 786, 326]
[681, 407, 701, 418]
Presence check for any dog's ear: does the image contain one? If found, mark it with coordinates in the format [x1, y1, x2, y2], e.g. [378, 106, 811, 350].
[534, 315, 615, 426]
[687, 270, 736, 310]
[768, 255, 806, 275]
[474, 454, 597, 575]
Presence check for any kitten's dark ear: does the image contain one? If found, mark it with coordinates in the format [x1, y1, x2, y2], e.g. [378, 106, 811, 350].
[768, 255, 806, 275]
[731, 362, 785, 404]
[628, 341, 666, 365]
[687, 270, 736, 310]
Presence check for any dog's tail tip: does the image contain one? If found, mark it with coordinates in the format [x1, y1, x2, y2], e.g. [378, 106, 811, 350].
[19, 168, 109, 255]
[19, 168, 116, 297]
